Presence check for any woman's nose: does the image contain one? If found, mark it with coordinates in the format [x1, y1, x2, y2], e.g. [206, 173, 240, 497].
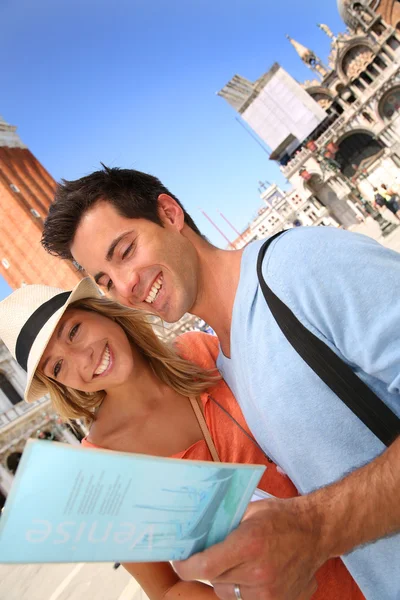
[69, 344, 94, 376]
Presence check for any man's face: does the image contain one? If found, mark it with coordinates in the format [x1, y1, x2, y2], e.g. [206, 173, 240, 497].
[70, 198, 199, 322]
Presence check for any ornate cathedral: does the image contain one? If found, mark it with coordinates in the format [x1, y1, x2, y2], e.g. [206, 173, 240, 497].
[283, 0, 400, 225]
[220, 0, 400, 229]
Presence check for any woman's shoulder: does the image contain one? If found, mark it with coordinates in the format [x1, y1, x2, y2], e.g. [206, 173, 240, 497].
[174, 331, 219, 369]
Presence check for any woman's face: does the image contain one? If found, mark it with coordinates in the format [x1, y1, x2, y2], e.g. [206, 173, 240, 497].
[39, 308, 135, 393]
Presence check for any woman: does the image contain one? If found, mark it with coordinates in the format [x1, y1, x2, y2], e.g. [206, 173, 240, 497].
[0, 278, 363, 600]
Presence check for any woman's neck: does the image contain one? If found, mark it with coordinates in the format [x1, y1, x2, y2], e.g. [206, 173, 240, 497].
[90, 363, 203, 456]
[104, 357, 170, 416]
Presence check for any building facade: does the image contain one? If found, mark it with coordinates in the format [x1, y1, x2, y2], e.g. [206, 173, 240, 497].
[0, 117, 83, 509]
[230, 184, 340, 250]
[0, 117, 81, 289]
[219, 2, 400, 229]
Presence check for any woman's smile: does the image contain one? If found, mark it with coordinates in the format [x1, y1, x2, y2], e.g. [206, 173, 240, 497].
[40, 307, 135, 393]
[93, 343, 113, 378]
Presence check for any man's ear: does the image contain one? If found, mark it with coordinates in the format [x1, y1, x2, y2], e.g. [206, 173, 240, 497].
[157, 194, 185, 231]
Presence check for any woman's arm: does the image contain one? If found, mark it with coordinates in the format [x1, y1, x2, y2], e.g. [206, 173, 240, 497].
[122, 561, 217, 599]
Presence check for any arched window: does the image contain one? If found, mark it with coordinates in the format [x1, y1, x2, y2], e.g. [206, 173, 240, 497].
[0, 373, 22, 406]
[335, 132, 384, 177]
[379, 87, 400, 120]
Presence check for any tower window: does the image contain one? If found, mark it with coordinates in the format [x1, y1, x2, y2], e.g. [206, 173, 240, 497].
[0, 373, 22, 406]
[9, 184, 20, 193]
[374, 56, 387, 69]
[1, 258, 10, 269]
[30, 209, 40, 218]
[387, 36, 400, 50]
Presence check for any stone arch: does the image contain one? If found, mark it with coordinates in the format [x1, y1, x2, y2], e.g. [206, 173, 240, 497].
[335, 130, 384, 177]
[306, 86, 334, 110]
[378, 86, 400, 120]
[6, 451, 22, 475]
[341, 44, 375, 79]
[335, 36, 376, 82]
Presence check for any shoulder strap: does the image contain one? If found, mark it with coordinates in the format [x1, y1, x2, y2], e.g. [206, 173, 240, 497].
[189, 396, 220, 461]
[256, 230, 400, 447]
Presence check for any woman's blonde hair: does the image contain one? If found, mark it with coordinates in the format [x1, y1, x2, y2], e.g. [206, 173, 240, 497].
[35, 297, 219, 425]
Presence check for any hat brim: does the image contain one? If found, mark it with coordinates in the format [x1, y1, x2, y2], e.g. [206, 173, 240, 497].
[25, 277, 102, 404]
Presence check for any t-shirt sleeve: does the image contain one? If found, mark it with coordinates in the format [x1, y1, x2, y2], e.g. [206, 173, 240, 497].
[264, 227, 400, 394]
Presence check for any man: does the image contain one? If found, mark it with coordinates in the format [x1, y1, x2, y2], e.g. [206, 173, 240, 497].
[42, 166, 400, 600]
[374, 184, 400, 221]
[379, 184, 400, 220]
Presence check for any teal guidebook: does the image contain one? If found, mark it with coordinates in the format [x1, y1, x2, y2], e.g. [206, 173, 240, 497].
[0, 440, 265, 564]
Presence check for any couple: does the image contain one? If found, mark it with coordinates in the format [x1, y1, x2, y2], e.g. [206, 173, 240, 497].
[2, 165, 400, 599]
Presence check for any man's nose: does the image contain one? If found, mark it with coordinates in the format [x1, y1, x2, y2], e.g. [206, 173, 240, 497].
[114, 270, 140, 305]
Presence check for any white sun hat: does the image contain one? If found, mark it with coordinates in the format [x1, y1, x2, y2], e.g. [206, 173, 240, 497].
[0, 277, 102, 404]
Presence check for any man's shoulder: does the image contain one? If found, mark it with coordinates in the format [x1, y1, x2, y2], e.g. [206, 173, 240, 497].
[240, 226, 384, 321]
[258, 226, 377, 281]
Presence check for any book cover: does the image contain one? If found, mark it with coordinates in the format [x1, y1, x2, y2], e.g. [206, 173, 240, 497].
[0, 440, 264, 564]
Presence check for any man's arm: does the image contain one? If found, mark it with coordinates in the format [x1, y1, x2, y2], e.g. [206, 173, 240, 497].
[176, 229, 400, 599]
[312, 434, 400, 557]
[175, 437, 399, 600]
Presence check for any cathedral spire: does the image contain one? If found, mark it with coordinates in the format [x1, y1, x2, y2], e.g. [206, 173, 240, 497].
[286, 35, 329, 79]
[317, 23, 337, 42]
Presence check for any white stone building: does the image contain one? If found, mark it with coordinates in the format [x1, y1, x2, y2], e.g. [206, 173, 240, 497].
[0, 342, 83, 510]
[231, 184, 339, 250]
[219, 1, 400, 230]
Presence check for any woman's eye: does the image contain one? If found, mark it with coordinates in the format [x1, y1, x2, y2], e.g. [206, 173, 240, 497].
[53, 361, 62, 378]
[122, 243, 134, 260]
[106, 279, 114, 291]
[69, 323, 80, 341]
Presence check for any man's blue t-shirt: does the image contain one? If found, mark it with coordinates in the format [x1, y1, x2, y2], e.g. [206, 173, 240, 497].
[216, 227, 400, 599]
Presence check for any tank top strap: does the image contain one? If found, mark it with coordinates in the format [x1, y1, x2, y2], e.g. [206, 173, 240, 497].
[189, 395, 220, 462]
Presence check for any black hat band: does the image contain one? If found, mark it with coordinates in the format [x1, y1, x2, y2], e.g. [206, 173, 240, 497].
[15, 291, 71, 371]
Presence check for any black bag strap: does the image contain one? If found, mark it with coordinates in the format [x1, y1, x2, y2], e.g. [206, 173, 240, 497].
[256, 230, 400, 447]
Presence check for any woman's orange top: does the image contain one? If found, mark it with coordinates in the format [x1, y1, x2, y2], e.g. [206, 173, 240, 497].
[82, 331, 363, 600]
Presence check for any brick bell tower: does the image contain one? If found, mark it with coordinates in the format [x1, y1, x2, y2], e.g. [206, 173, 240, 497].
[0, 116, 81, 290]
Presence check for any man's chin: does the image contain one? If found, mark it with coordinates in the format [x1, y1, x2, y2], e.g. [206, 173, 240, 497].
[159, 305, 188, 324]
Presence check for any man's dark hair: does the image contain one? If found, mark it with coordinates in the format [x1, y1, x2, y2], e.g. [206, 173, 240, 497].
[42, 165, 202, 260]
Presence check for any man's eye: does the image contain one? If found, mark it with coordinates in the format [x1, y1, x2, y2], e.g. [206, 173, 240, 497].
[69, 323, 80, 341]
[53, 361, 62, 378]
[122, 243, 134, 260]
[98, 277, 113, 291]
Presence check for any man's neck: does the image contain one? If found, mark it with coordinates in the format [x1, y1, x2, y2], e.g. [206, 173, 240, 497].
[187, 232, 244, 357]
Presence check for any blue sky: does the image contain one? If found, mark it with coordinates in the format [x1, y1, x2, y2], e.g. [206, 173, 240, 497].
[0, 0, 345, 299]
